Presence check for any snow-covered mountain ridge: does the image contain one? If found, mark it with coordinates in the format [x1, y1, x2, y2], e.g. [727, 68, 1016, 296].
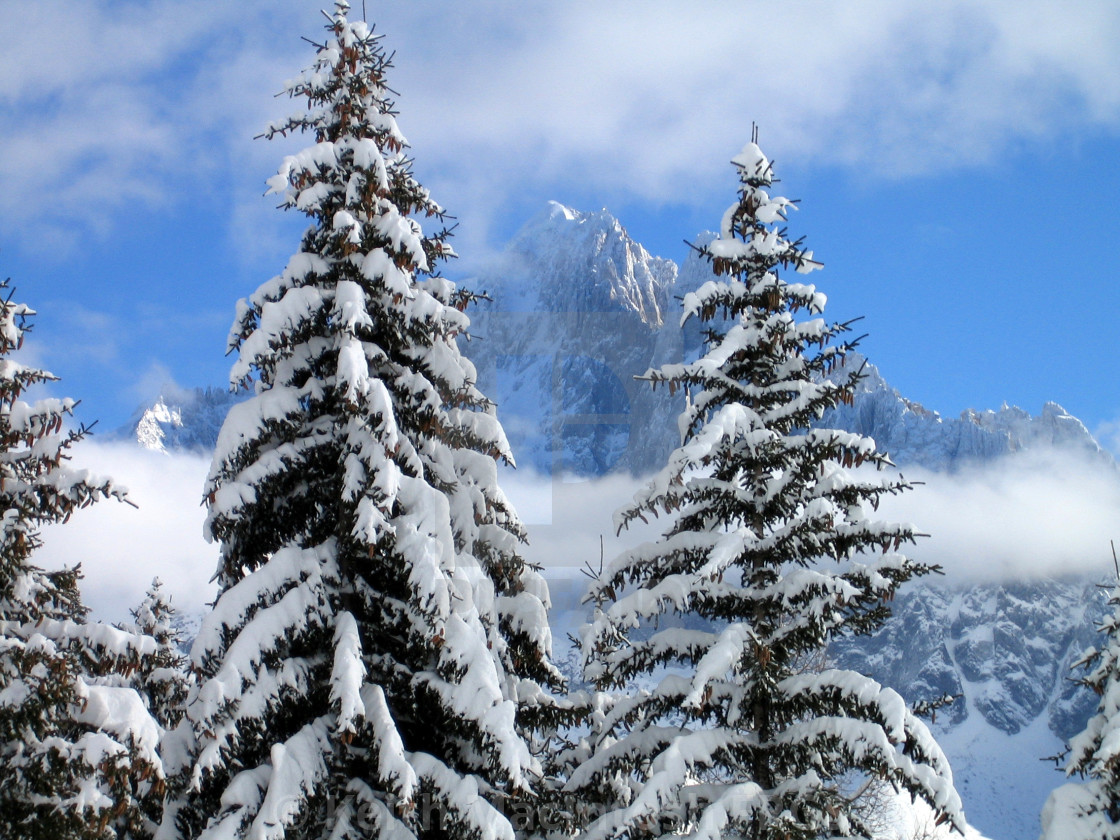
[820, 357, 1110, 472]
[109, 386, 245, 454]
[832, 578, 1103, 740]
[468, 202, 1108, 476]
[115, 202, 1107, 476]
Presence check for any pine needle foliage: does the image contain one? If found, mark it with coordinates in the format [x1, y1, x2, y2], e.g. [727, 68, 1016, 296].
[1041, 563, 1120, 839]
[121, 577, 191, 732]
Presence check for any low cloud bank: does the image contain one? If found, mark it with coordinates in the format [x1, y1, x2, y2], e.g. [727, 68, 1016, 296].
[500, 468, 667, 575]
[33, 442, 1120, 623]
[879, 448, 1120, 581]
[36, 441, 217, 624]
[504, 446, 1120, 585]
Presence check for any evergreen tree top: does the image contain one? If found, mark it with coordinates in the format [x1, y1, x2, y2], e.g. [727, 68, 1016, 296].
[258, 2, 450, 274]
[0, 281, 162, 840]
[0, 281, 130, 595]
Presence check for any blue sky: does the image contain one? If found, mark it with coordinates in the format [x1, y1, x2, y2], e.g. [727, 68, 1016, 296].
[2, 1, 1119, 446]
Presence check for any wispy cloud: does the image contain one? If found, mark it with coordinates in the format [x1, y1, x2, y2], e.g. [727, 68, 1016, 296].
[0, 1, 304, 254]
[1093, 418, 1120, 459]
[45, 302, 123, 368]
[127, 362, 194, 408]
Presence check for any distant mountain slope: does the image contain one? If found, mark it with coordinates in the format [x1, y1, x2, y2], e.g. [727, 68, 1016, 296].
[466, 202, 684, 475]
[115, 201, 1110, 479]
[820, 356, 1111, 472]
[831, 578, 1104, 741]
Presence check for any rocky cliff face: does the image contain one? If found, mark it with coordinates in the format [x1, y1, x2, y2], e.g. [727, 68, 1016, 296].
[829, 578, 1104, 741]
[468, 202, 686, 475]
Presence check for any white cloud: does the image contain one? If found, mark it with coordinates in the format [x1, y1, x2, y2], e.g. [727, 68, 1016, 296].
[45, 302, 123, 368]
[0, 1, 306, 253]
[35, 441, 216, 624]
[368, 0, 1120, 260]
[2, 1, 1119, 263]
[505, 446, 1120, 585]
[31, 435, 1119, 627]
[500, 467, 667, 570]
[879, 448, 1120, 581]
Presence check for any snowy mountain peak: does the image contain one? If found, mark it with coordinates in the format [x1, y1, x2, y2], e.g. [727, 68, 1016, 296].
[133, 397, 183, 451]
[519, 200, 625, 240]
[112, 386, 246, 454]
[821, 353, 1110, 471]
[466, 206, 1116, 478]
[542, 199, 578, 222]
[496, 201, 677, 328]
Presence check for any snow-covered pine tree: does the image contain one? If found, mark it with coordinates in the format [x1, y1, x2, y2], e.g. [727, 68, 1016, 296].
[167, 6, 562, 840]
[121, 577, 190, 731]
[0, 281, 163, 840]
[101, 578, 192, 839]
[1040, 567, 1120, 840]
[570, 138, 965, 840]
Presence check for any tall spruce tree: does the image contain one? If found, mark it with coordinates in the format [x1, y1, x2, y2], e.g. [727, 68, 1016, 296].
[569, 138, 965, 840]
[1040, 567, 1120, 839]
[0, 281, 164, 840]
[167, 5, 561, 839]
